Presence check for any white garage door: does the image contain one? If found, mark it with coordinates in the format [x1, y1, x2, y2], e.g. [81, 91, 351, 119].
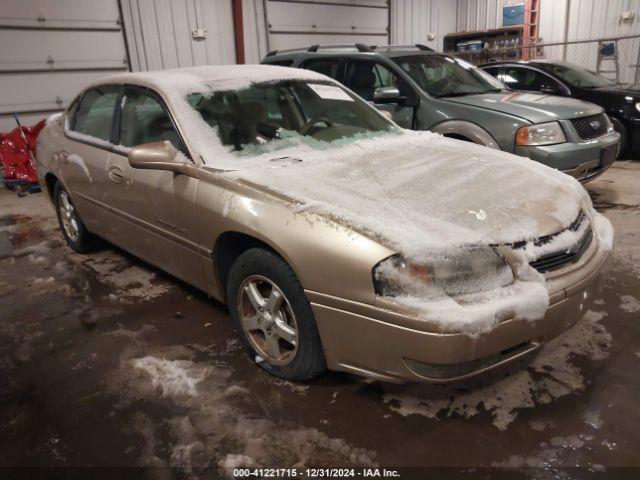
[0, 0, 129, 132]
[264, 0, 390, 52]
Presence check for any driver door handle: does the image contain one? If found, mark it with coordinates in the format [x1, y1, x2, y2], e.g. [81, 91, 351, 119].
[107, 165, 125, 183]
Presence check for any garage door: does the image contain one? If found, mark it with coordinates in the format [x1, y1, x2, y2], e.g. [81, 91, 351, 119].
[0, 0, 128, 132]
[264, 0, 390, 52]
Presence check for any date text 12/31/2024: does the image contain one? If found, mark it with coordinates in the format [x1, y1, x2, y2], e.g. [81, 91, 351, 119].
[233, 468, 401, 478]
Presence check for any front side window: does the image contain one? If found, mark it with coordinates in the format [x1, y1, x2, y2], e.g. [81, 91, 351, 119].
[119, 88, 183, 151]
[72, 86, 120, 142]
[187, 80, 395, 151]
[344, 61, 403, 101]
[393, 55, 504, 97]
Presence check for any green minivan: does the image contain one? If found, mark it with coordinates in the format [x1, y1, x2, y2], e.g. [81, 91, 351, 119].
[263, 44, 620, 183]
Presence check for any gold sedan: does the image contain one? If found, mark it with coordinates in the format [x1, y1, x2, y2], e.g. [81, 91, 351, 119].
[36, 66, 613, 383]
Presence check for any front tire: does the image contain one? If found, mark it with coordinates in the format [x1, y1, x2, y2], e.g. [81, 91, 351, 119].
[54, 182, 99, 253]
[227, 248, 326, 381]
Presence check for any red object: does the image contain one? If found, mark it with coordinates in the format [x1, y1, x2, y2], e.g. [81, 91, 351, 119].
[0, 119, 46, 186]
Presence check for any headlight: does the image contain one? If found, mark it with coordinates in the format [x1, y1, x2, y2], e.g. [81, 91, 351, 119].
[635, 102, 640, 113]
[373, 247, 514, 298]
[516, 121, 566, 146]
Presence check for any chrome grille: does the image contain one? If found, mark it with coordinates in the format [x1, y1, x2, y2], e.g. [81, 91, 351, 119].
[570, 113, 607, 140]
[529, 227, 593, 273]
[512, 211, 593, 273]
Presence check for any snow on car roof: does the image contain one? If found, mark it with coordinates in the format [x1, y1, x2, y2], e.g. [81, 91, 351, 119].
[100, 64, 329, 93]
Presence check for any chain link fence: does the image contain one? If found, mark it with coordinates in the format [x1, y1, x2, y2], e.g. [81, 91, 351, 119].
[449, 34, 640, 85]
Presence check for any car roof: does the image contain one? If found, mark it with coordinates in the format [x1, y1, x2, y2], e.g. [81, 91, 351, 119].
[86, 64, 328, 91]
[264, 44, 443, 62]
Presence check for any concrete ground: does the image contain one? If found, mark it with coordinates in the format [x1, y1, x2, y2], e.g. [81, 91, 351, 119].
[0, 161, 639, 479]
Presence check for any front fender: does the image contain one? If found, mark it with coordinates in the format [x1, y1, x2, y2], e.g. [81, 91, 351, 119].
[430, 120, 501, 149]
[194, 171, 394, 305]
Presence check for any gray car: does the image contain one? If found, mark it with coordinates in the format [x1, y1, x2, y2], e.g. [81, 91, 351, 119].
[262, 44, 620, 183]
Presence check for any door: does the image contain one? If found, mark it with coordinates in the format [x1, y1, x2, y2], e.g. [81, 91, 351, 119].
[0, 0, 127, 131]
[103, 85, 206, 290]
[344, 60, 416, 128]
[60, 84, 121, 233]
[263, 0, 389, 52]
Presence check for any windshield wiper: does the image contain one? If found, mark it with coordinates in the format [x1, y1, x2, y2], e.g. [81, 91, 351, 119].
[436, 89, 502, 98]
[435, 91, 476, 98]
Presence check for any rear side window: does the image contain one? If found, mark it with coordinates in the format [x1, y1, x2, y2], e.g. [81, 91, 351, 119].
[302, 59, 344, 81]
[482, 66, 501, 78]
[72, 86, 120, 142]
[119, 88, 185, 153]
[267, 59, 294, 67]
[499, 67, 546, 91]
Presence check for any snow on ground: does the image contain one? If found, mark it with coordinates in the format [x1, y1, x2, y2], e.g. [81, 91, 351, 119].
[132, 356, 208, 398]
[114, 347, 377, 474]
[383, 310, 611, 430]
[582, 409, 603, 430]
[80, 251, 172, 302]
[493, 434, 597, 470]
[619, 294, 640, 313]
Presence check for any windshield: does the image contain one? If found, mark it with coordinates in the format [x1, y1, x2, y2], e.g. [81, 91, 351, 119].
[393, 55, 505, 97]
[187, 80, 394, 151]
[536, 62, 616, 88]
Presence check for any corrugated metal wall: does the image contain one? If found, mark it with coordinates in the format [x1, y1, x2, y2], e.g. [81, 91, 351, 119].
[242, 0, 269, 64]
[389, 0, 639, 83]
[261, 0, 390, 52]
[120, 0, 237, 71]
[454, 0, 640, 40]
[455, 0, 510, 31]
[391, 0, 457, 51]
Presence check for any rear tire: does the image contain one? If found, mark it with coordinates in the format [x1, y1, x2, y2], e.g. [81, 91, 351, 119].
[54, 182, 99, 253]
[227, 248, 326, 381]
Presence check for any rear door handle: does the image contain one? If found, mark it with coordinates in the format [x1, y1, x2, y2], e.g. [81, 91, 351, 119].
[107, 166, 125, 183]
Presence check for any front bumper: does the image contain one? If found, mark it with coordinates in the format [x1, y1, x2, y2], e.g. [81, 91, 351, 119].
[308, 232, 611, 383]
[515, 130, 619, 184]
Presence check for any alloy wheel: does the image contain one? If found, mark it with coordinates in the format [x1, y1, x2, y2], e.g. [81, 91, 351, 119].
[59, 190, 80, 242]
[237, 275, 298, 366]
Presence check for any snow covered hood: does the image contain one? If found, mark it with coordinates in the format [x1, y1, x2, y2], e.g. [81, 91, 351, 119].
[217, 132, 591, 261]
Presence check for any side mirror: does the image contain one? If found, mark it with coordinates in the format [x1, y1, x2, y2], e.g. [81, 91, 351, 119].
[373, 87, 405, 104]
[128, 141, 197, 177]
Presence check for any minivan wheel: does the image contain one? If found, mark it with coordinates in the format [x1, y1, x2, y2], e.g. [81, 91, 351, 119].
[227, 248, 326, 381]
[54, 182, 99, 253]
